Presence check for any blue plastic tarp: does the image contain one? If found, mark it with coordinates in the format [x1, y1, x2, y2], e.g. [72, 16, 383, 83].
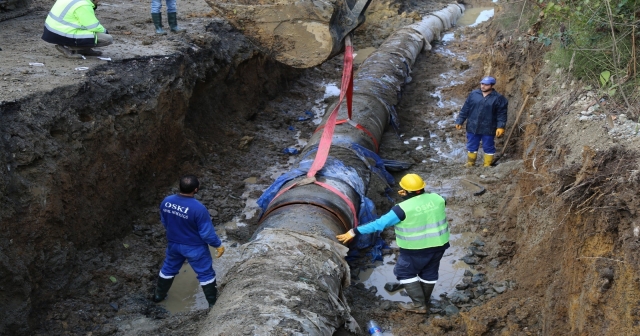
[257, 143, 397, 250]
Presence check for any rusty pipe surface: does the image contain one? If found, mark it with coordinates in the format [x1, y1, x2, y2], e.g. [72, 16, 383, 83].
[199, 4, 464, 335]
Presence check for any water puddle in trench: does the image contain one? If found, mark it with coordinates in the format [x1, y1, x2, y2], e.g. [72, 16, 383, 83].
[458, 7, 495, 27]
[159, 244, 242, 312]
[356, 232, 477, 302]
[353, 47, 377, 65]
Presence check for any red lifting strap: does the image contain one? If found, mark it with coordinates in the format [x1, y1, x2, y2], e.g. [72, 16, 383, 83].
[266, 36, 359, 228]
[314, 119, 379, 151]
[311, 36, 379, 152]
[307, 36, 354, 178]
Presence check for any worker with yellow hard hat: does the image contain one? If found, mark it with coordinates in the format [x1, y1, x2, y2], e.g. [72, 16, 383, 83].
[336, 173, 449, 314]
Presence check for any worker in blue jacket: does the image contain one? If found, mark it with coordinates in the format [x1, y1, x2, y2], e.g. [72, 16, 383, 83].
[152, 175, 225, 308]
[337, 174, 449, 314]
[455, 76, 508, 167]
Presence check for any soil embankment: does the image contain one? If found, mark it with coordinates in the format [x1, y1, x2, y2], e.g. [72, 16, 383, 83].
[0, 14, 302, 334]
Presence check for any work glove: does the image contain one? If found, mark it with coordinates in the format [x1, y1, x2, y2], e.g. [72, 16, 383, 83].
[336, 229, 356, 244]
[496, 128, 505, 137]
[215, 246, 225, 258]
[455, 124, 462, 130]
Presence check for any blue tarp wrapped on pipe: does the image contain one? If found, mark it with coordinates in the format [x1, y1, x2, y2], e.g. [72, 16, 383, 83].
[257, 144, 396, 249]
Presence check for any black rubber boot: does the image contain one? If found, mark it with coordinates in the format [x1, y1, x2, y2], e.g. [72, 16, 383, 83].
[151, 13, 167, 35]
[421, 282, 435, 311]
[167, 12, 184, 33]
[201, 281, 218, 308]
[398, 281, 427, 314]
[152, 276, 174, 302]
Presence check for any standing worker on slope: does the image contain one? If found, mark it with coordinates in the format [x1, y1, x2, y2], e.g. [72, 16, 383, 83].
[152, 175, 225, 308]
[455, 76, 508, 167]
[336, 174, 449, 314]
[150, 0, 184, 35]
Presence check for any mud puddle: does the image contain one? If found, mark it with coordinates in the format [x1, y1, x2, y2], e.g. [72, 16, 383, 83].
[457, 7, 495, 27]
[354, 47, 377, 65]
[357, 232, 475, 302]
[160, 243, 243, 313]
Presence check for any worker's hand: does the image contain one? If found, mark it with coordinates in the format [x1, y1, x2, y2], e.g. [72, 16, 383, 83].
[215, 246, 225, 258]
[336, 229, 356, 244]
[455, 124, 462, 130]
[496, 128, 505, 138]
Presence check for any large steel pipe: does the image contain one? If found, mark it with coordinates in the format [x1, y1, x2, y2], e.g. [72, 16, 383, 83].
[199, 4, 464, 335]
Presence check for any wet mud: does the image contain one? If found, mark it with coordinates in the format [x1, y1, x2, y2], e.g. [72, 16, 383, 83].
[2, 0, 640, 335]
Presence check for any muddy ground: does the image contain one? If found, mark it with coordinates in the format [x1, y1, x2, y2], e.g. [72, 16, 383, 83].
[2, 0, 640, 335]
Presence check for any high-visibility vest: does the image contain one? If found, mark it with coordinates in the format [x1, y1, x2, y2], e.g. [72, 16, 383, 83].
[44, 0, 103, 42]
[395, 193, 449, 249]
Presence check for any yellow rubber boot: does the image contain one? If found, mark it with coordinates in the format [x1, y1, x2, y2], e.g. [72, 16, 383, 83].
[465, 152, 477, 167]
[483, 154, 494, 167]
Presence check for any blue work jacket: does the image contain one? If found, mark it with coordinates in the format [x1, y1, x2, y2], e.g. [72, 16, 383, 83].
[455, 89, 508, 135]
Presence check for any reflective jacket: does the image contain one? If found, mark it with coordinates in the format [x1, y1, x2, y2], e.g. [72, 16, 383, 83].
[395, 193, 449, 249]
[42, 0, 105, 46]
[455, 89, 508, 136]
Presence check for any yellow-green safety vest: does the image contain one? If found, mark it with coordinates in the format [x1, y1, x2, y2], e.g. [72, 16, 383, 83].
[45, 0, 103, 42]
[395, 193, 449, 249]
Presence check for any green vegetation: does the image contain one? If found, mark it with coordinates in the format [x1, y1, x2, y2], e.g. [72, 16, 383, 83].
[502, 0, 639, 113]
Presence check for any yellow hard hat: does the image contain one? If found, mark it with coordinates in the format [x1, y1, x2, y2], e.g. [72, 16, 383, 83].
[399, 174, 426, 192]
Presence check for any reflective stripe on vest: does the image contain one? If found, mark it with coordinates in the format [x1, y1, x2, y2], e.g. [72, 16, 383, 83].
[396, 226, 449, 241]
[395, 193, 449, 249]
[45, 0, 99, 39]
[395, 218, 447, 233]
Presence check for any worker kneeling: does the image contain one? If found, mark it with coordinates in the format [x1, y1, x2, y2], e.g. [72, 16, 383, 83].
[42, 0, 112, 58]
[337, 174, 449, 314]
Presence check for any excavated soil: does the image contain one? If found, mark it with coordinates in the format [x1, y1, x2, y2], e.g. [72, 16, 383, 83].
[2, 0, 640, 335]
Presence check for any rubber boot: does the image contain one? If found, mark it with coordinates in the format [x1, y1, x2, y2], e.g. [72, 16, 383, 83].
[167, 12, 184, 33]
[152, 276, 174, 302]
[483, 154, 494, 167]
[151, 13, 167, 35]
[465, 151, 477, 167]
[421, 282, 435, 311]
[397, 282, 427, 314]
[201, 281, 218, 308]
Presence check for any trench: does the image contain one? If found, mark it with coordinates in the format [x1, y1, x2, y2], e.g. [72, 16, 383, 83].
[0, 2, 501, 335]
[10, 0, 636, 335]
[0, 19, 305, 334]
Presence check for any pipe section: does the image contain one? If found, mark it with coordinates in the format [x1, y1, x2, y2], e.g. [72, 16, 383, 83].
[199, 4, 464, 335]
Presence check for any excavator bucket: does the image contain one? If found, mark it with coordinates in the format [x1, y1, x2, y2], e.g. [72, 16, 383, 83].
[205, 0, 372, 68]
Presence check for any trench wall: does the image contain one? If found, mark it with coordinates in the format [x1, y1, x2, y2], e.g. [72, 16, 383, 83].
[498, 117, 640, 334]
[458, 23, 640, 334]
[0, 21, 299, 334]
